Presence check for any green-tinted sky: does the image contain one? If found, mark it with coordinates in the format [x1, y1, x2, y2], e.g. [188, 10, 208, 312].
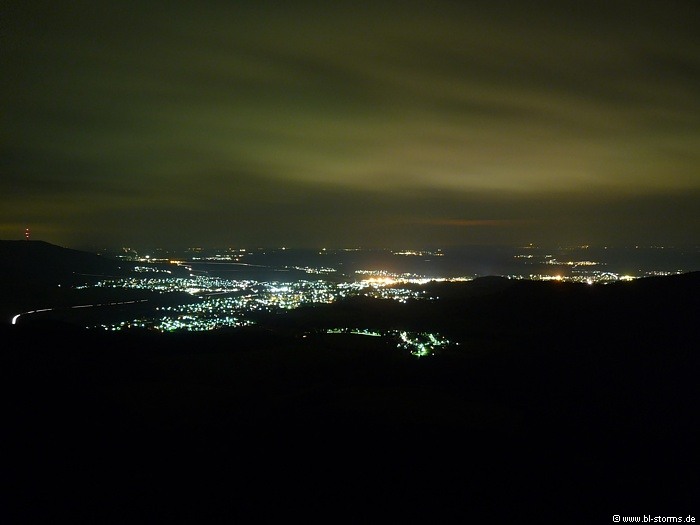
[3, 0, 699, 249]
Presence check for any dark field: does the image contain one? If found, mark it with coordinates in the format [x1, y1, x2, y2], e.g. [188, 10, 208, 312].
[3, 272, 699, 523]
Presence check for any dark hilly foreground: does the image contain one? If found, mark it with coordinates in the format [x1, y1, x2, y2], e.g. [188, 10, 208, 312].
[1, 243, 699, 523]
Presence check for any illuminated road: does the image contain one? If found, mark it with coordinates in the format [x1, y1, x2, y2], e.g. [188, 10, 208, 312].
[10, 299, 149, 325]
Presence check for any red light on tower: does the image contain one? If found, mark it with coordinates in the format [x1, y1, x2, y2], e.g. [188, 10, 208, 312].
[25, 227, 30, 241]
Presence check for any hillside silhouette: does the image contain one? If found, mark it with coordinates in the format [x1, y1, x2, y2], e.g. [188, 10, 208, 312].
[0, 240, 125, 284]
[1, 242, 698, 523]
[0, 241, 195, 324]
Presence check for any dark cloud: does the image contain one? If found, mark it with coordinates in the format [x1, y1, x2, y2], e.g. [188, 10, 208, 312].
[2, 0, 699, 248]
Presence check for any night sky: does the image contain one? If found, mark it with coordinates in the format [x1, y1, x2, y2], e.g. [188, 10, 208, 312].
[3, 0, 699, 250]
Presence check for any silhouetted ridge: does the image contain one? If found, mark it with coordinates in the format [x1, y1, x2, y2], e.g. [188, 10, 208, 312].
[268, 271, 699, 343]
[0, 240, 122, 285]
[1, 260, 698, 522]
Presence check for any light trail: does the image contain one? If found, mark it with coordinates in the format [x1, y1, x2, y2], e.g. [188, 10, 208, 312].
[11, 308, 53, 325]
[10, 300, 148, 325]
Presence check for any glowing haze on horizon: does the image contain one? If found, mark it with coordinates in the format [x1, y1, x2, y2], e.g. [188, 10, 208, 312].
[2, 0, 699, 250]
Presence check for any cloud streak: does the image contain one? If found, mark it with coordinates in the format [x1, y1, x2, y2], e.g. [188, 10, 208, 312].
[2, 0, 699, 248]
